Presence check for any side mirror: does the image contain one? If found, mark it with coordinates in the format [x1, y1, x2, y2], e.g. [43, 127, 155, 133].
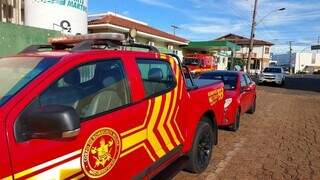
[15, 105, 80, 142]
[241, 86, 251, 92]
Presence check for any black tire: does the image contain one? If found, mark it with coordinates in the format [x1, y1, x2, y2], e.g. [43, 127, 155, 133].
[185, 117, 214, 174]
[230, 109, 240, 132]
[247, 98, 256, 114]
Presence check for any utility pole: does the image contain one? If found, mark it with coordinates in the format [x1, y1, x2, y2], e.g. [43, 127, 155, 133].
[289, 41, 293, 74]
[0, 0, 3, 21]
[247, 0, 259, 74]
[171, 25, 179, 36]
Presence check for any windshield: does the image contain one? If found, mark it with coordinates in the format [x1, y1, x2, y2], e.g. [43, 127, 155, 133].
[0, 57, 58, 106]
[264, 68, 282, 73]
[199, 73, 237, 90]
[183, 58, 200, 66]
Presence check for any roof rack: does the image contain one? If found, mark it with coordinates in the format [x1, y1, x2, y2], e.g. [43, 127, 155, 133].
[19, 33, 159, 54]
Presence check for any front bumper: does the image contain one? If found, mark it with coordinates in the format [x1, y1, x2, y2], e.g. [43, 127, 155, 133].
[259, 78, 282, 84]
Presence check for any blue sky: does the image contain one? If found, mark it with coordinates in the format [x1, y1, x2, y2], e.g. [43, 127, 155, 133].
[89, 0, 320, 54]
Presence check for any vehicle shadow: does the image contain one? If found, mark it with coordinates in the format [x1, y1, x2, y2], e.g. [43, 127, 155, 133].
[219, 126, 235, 132]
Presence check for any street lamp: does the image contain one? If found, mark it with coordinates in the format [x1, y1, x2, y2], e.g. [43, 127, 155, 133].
[246, 0, 286, 73]
[256, 8, 286, 26]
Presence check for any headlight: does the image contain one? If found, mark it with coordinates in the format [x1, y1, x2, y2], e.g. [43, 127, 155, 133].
[224, 98, 233, 109]
[259, 74, 264, 79]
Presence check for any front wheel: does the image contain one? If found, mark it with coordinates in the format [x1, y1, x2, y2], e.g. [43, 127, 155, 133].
[185, 118, 214, 174]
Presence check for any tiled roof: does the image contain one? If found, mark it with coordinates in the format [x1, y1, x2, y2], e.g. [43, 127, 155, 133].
[215, 33, 274, 46]
[88, 13, 188, 44]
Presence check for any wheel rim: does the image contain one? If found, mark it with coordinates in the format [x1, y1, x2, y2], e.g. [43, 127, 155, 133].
[197, 130, 212, 169]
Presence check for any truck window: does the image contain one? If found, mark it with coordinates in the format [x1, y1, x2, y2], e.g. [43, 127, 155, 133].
[39, 60, 131, 119]
[136, 59, 176, 98]
[0, 57, 58, 106]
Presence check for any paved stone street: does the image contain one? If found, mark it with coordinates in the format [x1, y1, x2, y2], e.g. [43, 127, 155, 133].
[175, 75, 320, 180]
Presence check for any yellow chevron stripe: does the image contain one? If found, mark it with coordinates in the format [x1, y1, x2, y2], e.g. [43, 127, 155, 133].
[147, 96, 166, 157]
[172, 62, 184, 142]
[157, 92, 174, 151]
[121, 129, 147, 151]
[169, 58, 175, 69]
[14, 150, 81, 179]
[166, 72, 180, 145]
[120, 100, 152, 137]
[160, 54, 167, 59]
[1, 176, 13, 180]
[120, 143, 156, 162]
[173, 106, 185, 141]
[178, 69, 183, 100]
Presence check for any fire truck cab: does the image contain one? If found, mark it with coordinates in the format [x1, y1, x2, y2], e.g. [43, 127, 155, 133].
[0, 33, 225, 179]
[183, 54, 217, 75]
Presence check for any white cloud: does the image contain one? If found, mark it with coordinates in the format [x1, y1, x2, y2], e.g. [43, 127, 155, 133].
[136, 0, 174, 9]
[181, 22, 246, 35]
[272, 44, 311, 55]
[134, 0, 318, 54]
[122, 11, 130, 16]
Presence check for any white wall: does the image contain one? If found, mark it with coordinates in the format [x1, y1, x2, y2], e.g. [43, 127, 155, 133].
[216, 56, 228, 70]
[25, 0, 88, 35]
[237, 45, 271, 59]
[294, 53, 320, 73]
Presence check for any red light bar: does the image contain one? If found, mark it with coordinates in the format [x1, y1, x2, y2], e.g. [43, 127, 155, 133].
[49, 33, 126, 45]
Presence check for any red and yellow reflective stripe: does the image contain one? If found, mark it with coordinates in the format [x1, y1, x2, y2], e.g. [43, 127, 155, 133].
[12, 150, 81, 179]
[157, 92, 174, 151]
[1, 176, 13, 180]
[120, 142, 156, 162]
[120, 100, 152, 137]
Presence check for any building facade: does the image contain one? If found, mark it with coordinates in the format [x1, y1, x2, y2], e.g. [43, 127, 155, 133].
[273, 53, 320, 74]
[215, 34, 273, 73]
[88, 12, 188, 59]
[292, 53, 320, 73]
[0, 0, 24, 24]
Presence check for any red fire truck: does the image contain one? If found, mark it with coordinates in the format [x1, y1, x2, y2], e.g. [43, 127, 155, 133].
[183, 54, 217, 75]
[0, 33, 225, 179]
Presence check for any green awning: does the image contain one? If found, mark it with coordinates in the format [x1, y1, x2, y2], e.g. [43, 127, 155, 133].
[157, 46, 173, 54]
[183, 40, 240, 52]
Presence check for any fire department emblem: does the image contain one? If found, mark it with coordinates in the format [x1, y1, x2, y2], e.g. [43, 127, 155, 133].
[81, 128, 121, 178]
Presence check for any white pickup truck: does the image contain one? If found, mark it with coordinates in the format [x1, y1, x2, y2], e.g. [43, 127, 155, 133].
[258, 67, 285, 86]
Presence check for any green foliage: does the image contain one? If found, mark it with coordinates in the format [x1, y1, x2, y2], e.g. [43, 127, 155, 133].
[233, 58, 247, 67]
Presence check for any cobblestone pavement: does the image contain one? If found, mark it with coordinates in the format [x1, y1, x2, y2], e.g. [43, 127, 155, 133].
[175, 82, 320, 180]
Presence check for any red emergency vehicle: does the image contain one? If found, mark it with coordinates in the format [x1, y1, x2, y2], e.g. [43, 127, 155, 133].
[183, 54, 217, 75]
[0, 33, 225, 179]
[199, 71, 257, 131]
